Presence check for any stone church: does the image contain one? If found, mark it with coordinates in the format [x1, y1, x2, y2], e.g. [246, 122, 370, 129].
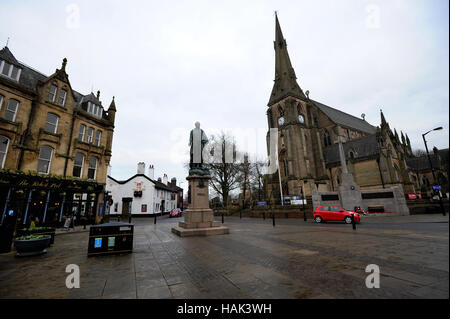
[265, 14, 448, 199]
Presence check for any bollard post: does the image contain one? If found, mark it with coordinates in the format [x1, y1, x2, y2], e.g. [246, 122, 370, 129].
[222, 213, 224, 224]
[272, 213, 275, 227]
[263, 212, 265, 220]
[154, 213, 157, 225]
[351, 213, 356, 230]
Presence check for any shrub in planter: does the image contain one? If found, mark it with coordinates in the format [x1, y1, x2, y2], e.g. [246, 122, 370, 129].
[16, 227, 55, 246]
[14, 235, 51, 257]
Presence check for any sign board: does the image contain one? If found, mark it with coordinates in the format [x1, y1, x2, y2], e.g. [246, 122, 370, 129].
[408, 194, 417, 200]
[98, 204, 104, 217]
[256, 201, 268, 206]
[108, 237, 115, 248]
[433, 185, 441, 190]
[94, 238, 102, 248]
[291, 199, 307, 205]
[8, 210, 14, 216]
[64, 217, 72, 228]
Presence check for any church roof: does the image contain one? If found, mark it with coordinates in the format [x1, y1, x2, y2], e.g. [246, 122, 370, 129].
[312, 100, 377, 134]
[323, 135, 379, 165]
[406, 149, 448, 171]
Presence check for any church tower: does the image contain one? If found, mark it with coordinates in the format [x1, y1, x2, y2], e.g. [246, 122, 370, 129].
[266, 14, 328, 200]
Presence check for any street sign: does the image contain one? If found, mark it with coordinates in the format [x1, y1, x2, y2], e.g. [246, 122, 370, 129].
[256, 201, 268, 206]
[433, 185, 441, 190]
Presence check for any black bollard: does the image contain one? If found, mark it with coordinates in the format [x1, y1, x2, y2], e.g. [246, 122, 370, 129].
[303, 210, 307, 222]
[351, 213, 356, 230]
[222, 213, 224, 224]
[272, 213, 275, 227]
[154, 213, 157, 225]
[263, 212, 265, 220]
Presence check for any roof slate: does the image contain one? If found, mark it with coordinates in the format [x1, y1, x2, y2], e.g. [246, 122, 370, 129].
[323, 134, 379, 165]
[312, 100, 377, 134]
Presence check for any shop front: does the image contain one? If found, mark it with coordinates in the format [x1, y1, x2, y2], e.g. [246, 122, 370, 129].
[0, 170, 105, 231]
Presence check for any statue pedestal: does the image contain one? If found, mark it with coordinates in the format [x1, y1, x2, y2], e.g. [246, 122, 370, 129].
[338, 173, 362, 211]
[171, 174, 229, 237]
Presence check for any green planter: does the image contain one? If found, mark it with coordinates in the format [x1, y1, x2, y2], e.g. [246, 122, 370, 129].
[16, 227, 55, 246]
[14, 235, 51, 257]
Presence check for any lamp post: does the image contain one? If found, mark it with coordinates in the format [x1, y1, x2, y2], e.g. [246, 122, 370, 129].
[422, 127, 445, 216]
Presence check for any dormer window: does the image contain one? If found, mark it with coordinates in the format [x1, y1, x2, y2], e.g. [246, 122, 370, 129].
[0, 60, 22, 81]
[86, 101, 103, 118]
[58, 89, 67, 106]
[49, 85, 57, 103]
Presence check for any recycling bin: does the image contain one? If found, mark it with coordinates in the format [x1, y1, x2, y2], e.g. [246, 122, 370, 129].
[88, 222, 134, 257]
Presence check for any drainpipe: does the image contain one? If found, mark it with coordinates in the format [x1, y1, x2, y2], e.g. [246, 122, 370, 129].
[64, 111, 77, 177]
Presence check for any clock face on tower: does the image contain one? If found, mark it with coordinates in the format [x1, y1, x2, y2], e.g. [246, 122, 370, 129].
[298, 114, 305, 124]
[278, 116, 285, 126]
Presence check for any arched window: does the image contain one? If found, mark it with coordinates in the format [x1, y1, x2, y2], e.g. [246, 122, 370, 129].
[87, 157, 98, 179]
[348, 149, 355, 159]
[44, 112, 59, 134]
[73, 153, 85, 178]
[323, 130, 331, 147]
[37, 145, 53, 174]
[0, 135, 10, 169]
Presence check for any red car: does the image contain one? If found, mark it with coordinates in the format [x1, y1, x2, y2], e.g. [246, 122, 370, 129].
[313, 205, 360, 224]
[169, 208, 182, 218]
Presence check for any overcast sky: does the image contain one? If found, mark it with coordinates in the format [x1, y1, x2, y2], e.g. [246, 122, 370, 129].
[1, 0, 448, 187]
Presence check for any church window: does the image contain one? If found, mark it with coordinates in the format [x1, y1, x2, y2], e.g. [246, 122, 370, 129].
[278, 116, 285, 126]
[298, 114, 305, 124]
[323, 130, 331, 147]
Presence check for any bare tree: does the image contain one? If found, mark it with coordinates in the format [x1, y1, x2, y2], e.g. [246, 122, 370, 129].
[205, 132, 242, 207]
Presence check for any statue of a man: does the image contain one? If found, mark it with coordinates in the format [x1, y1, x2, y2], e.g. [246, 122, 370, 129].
[189, 121, 208, 169]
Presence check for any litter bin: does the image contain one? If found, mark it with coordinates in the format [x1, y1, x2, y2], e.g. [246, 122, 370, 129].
[87, 222, 134, 257]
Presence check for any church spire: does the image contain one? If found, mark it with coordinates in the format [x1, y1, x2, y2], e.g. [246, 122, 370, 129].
[268, 13, 305, 106]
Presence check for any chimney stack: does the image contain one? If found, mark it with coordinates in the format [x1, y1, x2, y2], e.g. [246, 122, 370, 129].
[137, 162, 145, 174]
[163, 174, 168, 185]
[157, 177, 162, 183]
[148, 164, 154, 179]
[171, 177, 177, 186]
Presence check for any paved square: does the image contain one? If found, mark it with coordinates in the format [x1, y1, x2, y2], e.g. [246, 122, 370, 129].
[0, 214, 448, 299]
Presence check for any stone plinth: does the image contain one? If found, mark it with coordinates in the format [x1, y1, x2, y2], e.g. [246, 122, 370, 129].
[338, 172, 363, 211]
[171, 174, 229, 237]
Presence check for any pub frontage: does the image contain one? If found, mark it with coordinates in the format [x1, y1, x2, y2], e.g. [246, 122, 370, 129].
[0, 170, 105, 230]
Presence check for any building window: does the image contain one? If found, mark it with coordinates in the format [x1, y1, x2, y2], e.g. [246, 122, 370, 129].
[0, 61, 21, 81]
[58, 89, 67, 106]
[44, 113, 59, 134]
[141, 204, 147, 212]
[5, 99, 19, 122]
[323, 130, 331, 146]
[87, 157, 97, 179]
[0, 94, 4, 110]
[78, 124, 86, 142]
[37, 145, 53, 174]
[87, 127, 94, 143]
[95, 130, 102, 146]
[0, 135, 10, 169]
[277, 116, 285, 126]
[72, 153, 84, 178]
[49, 84, 57, 103]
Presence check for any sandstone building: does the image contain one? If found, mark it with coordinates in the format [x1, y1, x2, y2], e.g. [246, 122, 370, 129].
[265, 15, 448, 200]
[0, 46, 116, 226]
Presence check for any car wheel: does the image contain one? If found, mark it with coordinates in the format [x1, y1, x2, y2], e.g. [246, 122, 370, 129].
[315, 216, 322, 223]
[344, 216, 352, 224]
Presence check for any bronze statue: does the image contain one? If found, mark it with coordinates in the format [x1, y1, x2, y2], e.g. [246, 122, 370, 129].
[189, 121, 209, 175]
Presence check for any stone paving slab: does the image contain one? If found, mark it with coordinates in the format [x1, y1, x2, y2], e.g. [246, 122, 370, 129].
[0, 214, 448, 299]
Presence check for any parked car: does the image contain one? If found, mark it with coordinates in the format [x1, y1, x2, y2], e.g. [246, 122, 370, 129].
[313, 205, 361, 224]
[169, 208, 182, 218]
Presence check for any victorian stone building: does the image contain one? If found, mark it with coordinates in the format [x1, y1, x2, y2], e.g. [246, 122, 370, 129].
[0, 46, 116, 227]
[265, 15, 448, 200]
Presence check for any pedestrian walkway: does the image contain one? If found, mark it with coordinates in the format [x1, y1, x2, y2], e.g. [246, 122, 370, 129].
[0, 214, 448, 299]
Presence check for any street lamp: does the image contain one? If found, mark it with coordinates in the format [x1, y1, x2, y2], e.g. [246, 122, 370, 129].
[422, 127, 445, 216]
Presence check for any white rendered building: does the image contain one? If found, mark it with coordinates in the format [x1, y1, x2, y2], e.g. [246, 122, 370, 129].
[106, 162, 182, 216]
